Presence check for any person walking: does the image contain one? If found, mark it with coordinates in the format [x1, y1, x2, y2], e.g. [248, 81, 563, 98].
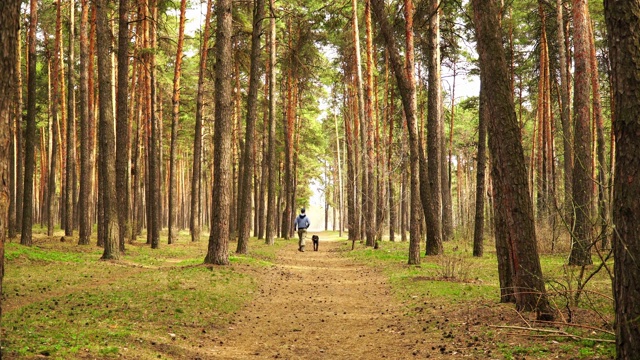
[294, 208, 310, 252]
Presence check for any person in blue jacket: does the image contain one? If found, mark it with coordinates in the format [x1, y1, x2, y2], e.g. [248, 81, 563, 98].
[294, 208, 310, 252]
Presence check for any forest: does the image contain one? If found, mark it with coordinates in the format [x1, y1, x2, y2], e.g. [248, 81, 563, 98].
[0, 0, 639, 358]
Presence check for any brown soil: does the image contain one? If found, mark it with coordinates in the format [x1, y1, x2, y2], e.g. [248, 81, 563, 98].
[212, 239, 467, 359]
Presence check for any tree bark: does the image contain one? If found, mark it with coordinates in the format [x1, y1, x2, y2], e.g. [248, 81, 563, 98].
[605, 0, 640, 357]
[148, 0, 161, 249]
[568, 0, 593, 266]
[96, 0, 120, 259]
[9, 25, 21, 239]
[237, 0, 265, 253]
[265, 0, 277, 245]
[205, 0, 233, 265]
[190, 0, 212, 242]
[371, 0, 421, 264]
[587, 13, 607, 250]
[168, 0, 187, 244]
[78, 0, 91, 245]
[556, 0, 573, 224]
[425, 0, 443, 255]
[364, 0, 376, 247]
[115, 0, 131, 251]
[1, 0, 20, 342]
[473, 81, 488, 257]
[472, 0, 553, 319]
[65, 0, 76, 237]
[351, 0, 366, 243]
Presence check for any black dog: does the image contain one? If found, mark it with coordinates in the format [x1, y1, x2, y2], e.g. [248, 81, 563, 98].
[311, 235, 319, 251]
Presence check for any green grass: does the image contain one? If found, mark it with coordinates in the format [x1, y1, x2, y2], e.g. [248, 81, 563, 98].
[2, 230, 280, 359]
[339, 235, 616, 359]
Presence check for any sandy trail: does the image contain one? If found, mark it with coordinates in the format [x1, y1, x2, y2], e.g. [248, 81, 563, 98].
[212, 239, 423, 359]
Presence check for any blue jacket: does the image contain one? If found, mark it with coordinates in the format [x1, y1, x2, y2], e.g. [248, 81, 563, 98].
[294, 214, 310, 230]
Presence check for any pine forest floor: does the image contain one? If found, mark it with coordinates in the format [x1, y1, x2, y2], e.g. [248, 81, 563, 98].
[2, 229, 615, 359]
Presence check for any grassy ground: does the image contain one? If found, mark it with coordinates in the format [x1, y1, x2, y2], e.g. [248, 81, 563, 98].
[2, 226, 285, 359]
[2, 227, 615, 359]
[339, 232, 616, 359]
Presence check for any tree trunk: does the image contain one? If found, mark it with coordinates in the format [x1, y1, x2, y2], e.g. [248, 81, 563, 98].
[15, 23, 24, 236]
[568, 0, 593, 266]
[205, 0, 233, 265]
[334, 113, 344, 238]
[148, 0, 161, 249]
[190, 0, 212, 242]
[9, 25, 21, 239]
[364, 0, 376, 247]
[1, 0, 20, 339]
[65, 0, 76, 237]
[96, 0, 120, 260]
[556, 0, 573, 223]
[265, 0, 277, 245]
[587, 13, 607, 250]
[371, 0, 421, 264]
[472, 0, 553, 319]
[351, 0, 366, 244]
[237, 0, 265, 253]
[473, 81, 488, 257]
[425, 0, 443, 255]
[116, 0, 130, 251]
[168, 0, 187, 244]
[78, 0, 92, 245]
[605, 0, 640, 356]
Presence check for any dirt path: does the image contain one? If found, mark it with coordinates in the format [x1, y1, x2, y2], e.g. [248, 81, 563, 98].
[213, 238, 426, 359]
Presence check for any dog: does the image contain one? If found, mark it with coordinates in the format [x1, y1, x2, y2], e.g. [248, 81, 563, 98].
[311, 235, 319, 251]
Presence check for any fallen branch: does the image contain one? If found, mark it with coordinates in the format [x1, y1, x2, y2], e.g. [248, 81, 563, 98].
[534, 320, 615, 336]
[489, 325, 615, 343]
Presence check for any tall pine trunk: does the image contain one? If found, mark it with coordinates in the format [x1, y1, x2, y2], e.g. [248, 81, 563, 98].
[96, 0, 120, 260]
[264, 0, 277, 245]
[371, 0, 421, 264]
[425, 0, 443, 255]
[568, 0, 593, 266]
[605, 0, 640, 356]
[237, 0, 265, 253]
[473, 81, 488, 257]
[472, 0, 553, 319]
[168, 0, 188, 244]
[556, 0, 573, 223]
[78, 0, 92, 245]
[190, 0, 212, 242]
[205, 0, 233, 265]
[65, 0, 76, 237]
[116, 0, 130, 250]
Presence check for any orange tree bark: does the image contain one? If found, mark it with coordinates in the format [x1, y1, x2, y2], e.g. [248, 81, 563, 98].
[168, 0, 188, 245]
[96, 0, 120, 259]
[471, 0, 553, 319]
[205, 0, 233, 265]
[371, 0, 421, 264]
[569, 0, 593, 266]
[237, 0, 265, 253]
[605, 0, 640, 356]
